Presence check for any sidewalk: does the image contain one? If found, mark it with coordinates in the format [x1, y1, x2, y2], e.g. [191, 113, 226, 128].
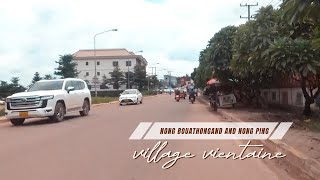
[198, 94, 320, 179]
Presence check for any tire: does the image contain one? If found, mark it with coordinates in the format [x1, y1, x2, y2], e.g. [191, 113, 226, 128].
[80, 100, 90, 116]
[136, 98, 139, 105]
[50, 102, 65, 122]
[232, 104, 235, 108]
[213, 103, 218, 111]
[10, 118, 25, 126]
[140, 99, 143, 104]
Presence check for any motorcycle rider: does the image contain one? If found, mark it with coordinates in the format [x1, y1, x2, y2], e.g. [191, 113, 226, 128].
[209, 84, 218, 104]
[174, 88, 180, 99]
[189, 88, 196, 101]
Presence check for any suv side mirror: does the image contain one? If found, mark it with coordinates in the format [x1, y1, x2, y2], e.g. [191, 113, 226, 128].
[67, 86, 75, 93]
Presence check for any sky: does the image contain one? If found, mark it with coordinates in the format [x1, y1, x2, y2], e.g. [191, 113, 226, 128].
[0, 0, 282, 86]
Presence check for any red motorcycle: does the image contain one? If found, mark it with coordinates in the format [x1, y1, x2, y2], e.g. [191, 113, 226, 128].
[175, 95, 180, 102]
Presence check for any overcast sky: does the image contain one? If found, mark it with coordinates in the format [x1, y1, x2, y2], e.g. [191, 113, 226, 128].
[0, 0, 282, 86]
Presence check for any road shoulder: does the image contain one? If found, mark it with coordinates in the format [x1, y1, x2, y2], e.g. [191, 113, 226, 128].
[197, 94, 320, 180]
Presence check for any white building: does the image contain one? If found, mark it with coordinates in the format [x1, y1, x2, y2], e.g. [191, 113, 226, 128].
[73, 49, 147, 90]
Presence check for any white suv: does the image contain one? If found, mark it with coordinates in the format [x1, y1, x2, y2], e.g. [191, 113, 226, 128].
[5, 78, 92, 125]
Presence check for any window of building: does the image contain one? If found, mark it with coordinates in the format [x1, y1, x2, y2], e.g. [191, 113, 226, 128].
[113, 61, 118, 67]
[97, 72, 100, 76]
[126, 61, 131, 66]
[272, 92, 276, 101]
[86, 72, 89, 76]
[263, 91, 268, 101]
[97, 61, 100, 65]
[86, 62, 89, 66]
[296, 93, 303, 105]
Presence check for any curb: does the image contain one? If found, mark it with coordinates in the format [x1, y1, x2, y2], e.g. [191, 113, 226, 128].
[0, 116, 8, 123]
[197, 95, 320, 179]
[92, 94, 160, 107]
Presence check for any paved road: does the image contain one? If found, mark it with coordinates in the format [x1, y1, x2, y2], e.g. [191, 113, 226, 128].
[0, 95, 297, 180]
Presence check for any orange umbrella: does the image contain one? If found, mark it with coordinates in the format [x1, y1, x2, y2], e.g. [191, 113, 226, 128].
[207, 78, 219, 85]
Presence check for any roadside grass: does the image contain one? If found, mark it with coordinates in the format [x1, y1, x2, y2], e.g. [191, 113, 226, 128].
[0, 108, 4, 117]
[141, 91, 158, 96]
[92, 97, 118, 104]
[303, 118, 320, 132]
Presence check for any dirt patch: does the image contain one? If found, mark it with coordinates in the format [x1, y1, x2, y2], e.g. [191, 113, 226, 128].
[220, 106, 320, 161]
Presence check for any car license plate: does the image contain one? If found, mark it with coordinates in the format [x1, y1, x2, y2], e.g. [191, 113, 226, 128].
[19, 112, 28, 118]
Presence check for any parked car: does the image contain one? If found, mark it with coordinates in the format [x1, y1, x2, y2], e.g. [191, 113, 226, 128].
[0, 100, 5, 105]
[119, 89, 143, 105]
[5, 78, 92, 125]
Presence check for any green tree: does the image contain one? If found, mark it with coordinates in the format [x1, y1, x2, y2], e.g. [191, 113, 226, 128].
[133, 65, 147, 90]
[54, 54, 79, 78]
[124, 71, 134, 88]
[32, 72, 42, 84]
[264, 37, 320, 115]
[281, 0, 320, 24]
[43, 74, 53, 80]
[109, 67, 125, 90]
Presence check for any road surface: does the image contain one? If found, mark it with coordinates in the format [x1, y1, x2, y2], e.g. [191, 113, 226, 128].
[0, 95, 299, 180]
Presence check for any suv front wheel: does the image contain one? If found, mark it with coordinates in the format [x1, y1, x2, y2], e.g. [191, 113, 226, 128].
[80, 100, 90, 116]
[50, 102, 65, 122]
[10, 118, 25, 126]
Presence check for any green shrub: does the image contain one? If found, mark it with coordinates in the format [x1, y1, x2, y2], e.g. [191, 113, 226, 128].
[92, 97, 118, 104]
[90, 90, 123, 97]
[0, 108, 4, 116]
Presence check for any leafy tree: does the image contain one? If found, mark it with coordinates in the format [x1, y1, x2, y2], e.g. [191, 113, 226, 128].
[31, 72, 42, 84]
[264, 37, 320, 115]
[281, 0, 320, 24]
[124, 71, 134, 88]
[43, 74, 53, 80]
[133, 65, 147, 90]
[109, 67, 125, 90]
[54, 54, 79, 78]
[0, 77, 26, 97]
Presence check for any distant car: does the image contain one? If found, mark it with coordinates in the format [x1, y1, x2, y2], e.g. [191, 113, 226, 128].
[119, 89, 143, 105]
[0, 100, 4, 105]
[163, 88, 174, 93]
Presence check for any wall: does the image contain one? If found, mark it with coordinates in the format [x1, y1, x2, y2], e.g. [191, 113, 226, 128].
[75, 58, 137, 84]
[261, 88, 318, 109]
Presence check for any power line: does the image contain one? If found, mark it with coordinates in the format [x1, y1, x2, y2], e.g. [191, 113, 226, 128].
[240, 2, 259, 21]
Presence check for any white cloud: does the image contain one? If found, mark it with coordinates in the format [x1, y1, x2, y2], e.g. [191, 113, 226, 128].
[0, 0, 278, 86]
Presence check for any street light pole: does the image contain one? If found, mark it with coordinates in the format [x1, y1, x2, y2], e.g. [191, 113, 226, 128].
[93, 28, 117, 97]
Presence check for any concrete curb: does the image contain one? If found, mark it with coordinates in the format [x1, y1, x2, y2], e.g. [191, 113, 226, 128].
[0, 116, 8, 123]
[197, 95, 320, 179]
[92, 94, 160, 107]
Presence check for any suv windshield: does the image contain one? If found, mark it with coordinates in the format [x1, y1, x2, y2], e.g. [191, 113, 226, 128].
[28, 80, 64, 92]
[122, 90, 136, 95]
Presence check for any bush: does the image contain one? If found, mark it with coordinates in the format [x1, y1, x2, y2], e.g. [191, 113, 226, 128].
[141, 91, 158, 96]
[90, 90, 123, 97]
[0, 108, 4, 116]
[92, 97, 118, 104]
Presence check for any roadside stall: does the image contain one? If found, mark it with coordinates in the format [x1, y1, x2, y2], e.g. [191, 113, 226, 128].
[207, 79, 236, 108]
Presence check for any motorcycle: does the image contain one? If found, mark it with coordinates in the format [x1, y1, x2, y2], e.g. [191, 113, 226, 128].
[209, 95, 218, 111]
[175, 95, 180, 102]
[190, 97, 195, 104]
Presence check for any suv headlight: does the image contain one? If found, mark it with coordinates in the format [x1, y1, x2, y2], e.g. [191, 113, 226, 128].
[40, 95, 54, 100]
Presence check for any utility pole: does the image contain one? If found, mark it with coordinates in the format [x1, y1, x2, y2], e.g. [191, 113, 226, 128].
[240, 3, 258, 21]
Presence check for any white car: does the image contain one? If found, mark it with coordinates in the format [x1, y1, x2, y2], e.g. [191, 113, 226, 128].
[5, 78, 92, 125]
[163, 88, 174, 93]
[0, 100, 5, 105]
[119, 89, 143, 105]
